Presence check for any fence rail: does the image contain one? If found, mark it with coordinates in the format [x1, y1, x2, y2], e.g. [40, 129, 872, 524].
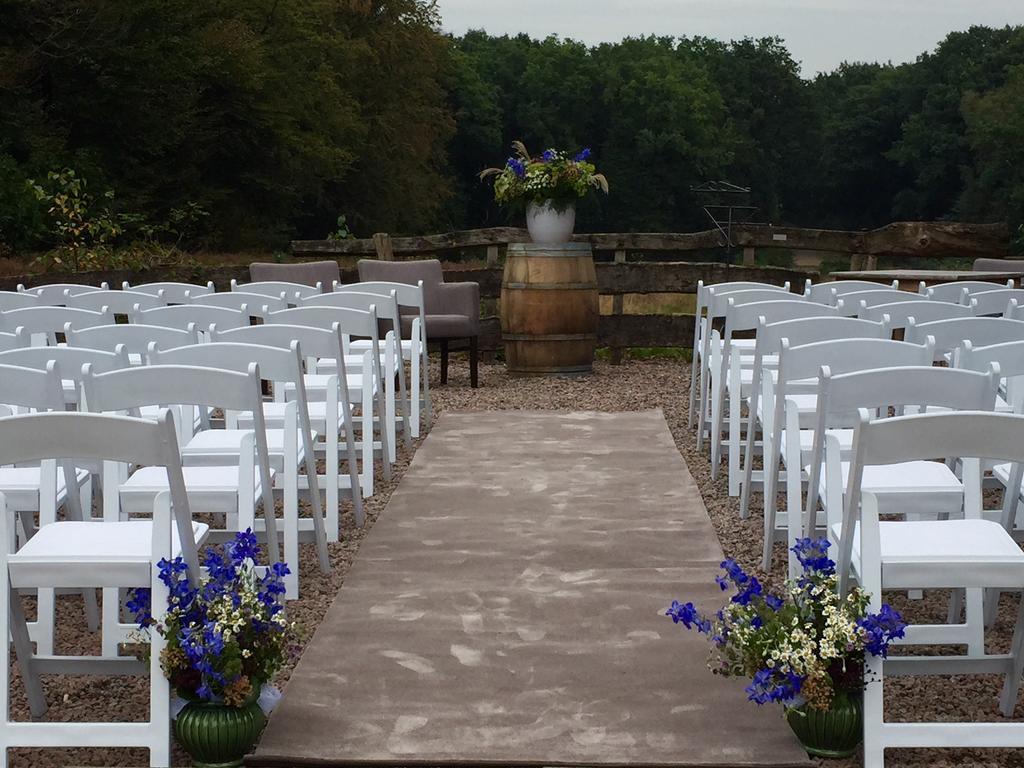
[2, 219, 1011, 358]
[293, 221, 1010, 268]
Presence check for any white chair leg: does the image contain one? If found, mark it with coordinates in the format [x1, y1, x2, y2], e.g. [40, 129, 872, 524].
[999, 591, 1024, 716]
[410, 345, 421, 439]
[385, 355, 397, 464]
[361, 376, 374, 498]
[282, 462, 299, 601]
[727, 383, 741, 496]
[966, 587, 985, 658]
[862, 657, 885, 768]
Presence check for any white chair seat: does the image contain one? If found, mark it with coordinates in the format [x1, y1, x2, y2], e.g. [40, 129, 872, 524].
[181, 428, 318, 459]
[119, 466, 273, 514]
[780, 428, 855, 458]
[0, 467, 89, 510]
[247, 401, 347, 432]
[757, 392, 818, 421]
[822, 461, 963, 514]
[833, 519, 1024, 588]
[287, 373, 368, 400]
[8, 519, 209, 589]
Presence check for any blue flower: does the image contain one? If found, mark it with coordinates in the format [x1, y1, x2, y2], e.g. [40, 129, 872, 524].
[665, 600, 711, 633]
[505, 157, 526, 179]
[126, 588, 152, 627]
[714, 575, 728, 591]
[731, 576, 763, 606]
[574, 147, 592, 161]
[745, 668, 802, 705]
[227, 528, 260, 565]
[858, 604, 907, 658]
[764, 594, 784, 612]
[720, 558, 750, 586]
[541, 149, 556, 162]
[791, 537, 835, 575]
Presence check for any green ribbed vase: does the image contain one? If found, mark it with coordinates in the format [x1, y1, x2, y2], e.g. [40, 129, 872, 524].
[175, 697, 266, 768]
[785, 691, 863, 759]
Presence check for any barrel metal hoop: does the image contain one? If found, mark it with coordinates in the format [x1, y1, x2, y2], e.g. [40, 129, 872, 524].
[503, 333, 598, 341]
[502, 282, 598, 290]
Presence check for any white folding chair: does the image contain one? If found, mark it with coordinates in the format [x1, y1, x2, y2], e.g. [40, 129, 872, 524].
[807, 366, 998, 581]
[66, 323, 198, 366]
[81, 364, 280, 652]
[840, 289, 930, 311]
[688, 280, 790, 427]
[0, 410, 205, 767]
[710, 296, 834, 495]
[149, 341, 330, 599]
[761, 337, 934, 572]
[304, 290, 410, 456]
[17, 283, 100, 305]
[738, 315, 890, 518]
[804, 279, 898, 306]
[0, 344, 130, 406]
[837, 411, 1024, 766]
[696, 286, 805, 450]
[0, 292, 39, 312]
[0, 306, 113, 347]
[0, 362, 96, 656]
[906, 316, 1024, 365]
[970, 288, 1024, 317]
[64, 289, 164, 314]
[266, 306, 392, 496]
[338, 280, 431, 437]
[130, 304, 249, 338]
[232, 279, 321, 304]
[922, 279, 1012, 303]
[187, 290, 288, 319]
[956, 340, 1024, 414]
[209, 323, 364, 533]
[857, 299, 973, 328]
[0, 330, 27, 353]
[123, 280, 213, 304]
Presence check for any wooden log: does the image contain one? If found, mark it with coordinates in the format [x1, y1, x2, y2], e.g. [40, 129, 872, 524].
[595, 262, 810, 295]
[372, 232, 394, 261]
[861, 221, 1010, 259]
[610, 249, 627, 365]
[598, 314, 696, 349]
[293, 221, 1011, 261]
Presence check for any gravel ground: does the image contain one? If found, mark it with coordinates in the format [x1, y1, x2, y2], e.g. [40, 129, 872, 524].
[10, 356, 1024, 767]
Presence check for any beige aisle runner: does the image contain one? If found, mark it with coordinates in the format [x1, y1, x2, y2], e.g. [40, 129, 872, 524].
[249, 410, 809, 767]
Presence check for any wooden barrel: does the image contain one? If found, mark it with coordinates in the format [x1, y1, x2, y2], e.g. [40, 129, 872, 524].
[501, 242, 599, 376]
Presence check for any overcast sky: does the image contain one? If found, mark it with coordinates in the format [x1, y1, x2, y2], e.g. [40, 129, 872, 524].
[437, 1, 1023, 76]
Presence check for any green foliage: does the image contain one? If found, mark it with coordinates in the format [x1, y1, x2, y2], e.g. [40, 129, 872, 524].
[1, 13, 1022, 251]
[481, 142, 607, 210]
[326, 214, 354, 241]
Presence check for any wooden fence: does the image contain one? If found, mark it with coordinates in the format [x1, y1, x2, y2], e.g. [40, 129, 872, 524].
[2, 221, 1009, 358]
[291, 220, 1010, 356]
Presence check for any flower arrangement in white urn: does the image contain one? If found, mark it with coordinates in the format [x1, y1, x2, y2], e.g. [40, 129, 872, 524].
[480, 141, 608, 243]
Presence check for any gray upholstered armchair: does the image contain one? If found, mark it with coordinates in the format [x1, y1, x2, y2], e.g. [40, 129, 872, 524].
[357, 259, 480, 387]
[249, 260, 339, 291]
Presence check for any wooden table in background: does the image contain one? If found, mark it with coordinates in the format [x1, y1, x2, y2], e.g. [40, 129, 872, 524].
[829, 269, 1024, 291]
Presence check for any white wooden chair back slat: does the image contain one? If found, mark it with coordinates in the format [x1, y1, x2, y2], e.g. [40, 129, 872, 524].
[65, 289, 164, 314]
[232, 280, 321, 302]
[906, 316, 1024, 362]
[858, 299, 972, 327]
[130, 304, 248, 335]
[66, 323, 198, 357]
[970, 288, 1024, 317]
[124, 281, 213, 303]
